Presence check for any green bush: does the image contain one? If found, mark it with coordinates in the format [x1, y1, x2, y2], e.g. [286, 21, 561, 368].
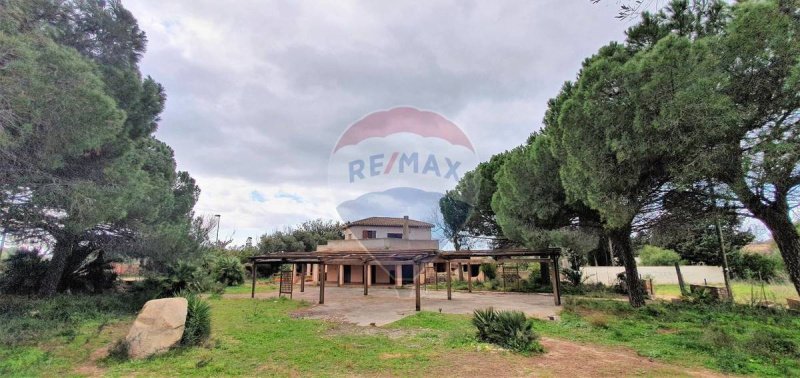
[480, 263, 497, 280]
[166, 261, 215, 294]
[213, 256, 245, 286]
[0, 293, 146, 346]
[0, 249, 47, 295]
[179, 292, 211, 346]
[745, 329, 799, 361]
[472, 307, 543, 354]
[0, 248, 117, 295]
[638, 245, 681, 266]
[729, 252, 781, 282]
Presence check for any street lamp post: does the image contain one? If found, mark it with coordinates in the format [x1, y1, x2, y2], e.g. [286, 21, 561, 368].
[214, 214, 221, 244]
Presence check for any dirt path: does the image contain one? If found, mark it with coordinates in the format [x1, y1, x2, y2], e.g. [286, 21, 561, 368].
[71, 321, 130, 377]
[424, 337, 723, 378]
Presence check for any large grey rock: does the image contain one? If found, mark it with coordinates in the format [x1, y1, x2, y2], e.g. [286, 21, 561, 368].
[125, 297, 188, 359]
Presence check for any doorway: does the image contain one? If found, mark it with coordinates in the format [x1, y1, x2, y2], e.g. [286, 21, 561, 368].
[343, 265, 351, 284]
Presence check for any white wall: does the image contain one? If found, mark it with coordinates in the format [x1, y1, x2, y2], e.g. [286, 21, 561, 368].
[344, 225, 432, 240]
[581, 266, 725, 285]
[317, 238, 439, 252]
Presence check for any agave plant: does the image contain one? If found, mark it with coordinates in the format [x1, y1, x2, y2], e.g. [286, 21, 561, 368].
[472, 307, 543, 353]
[179, 291, 212, 346]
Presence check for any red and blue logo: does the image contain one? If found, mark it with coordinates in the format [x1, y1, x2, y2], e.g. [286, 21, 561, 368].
[328, 107, 478, 223]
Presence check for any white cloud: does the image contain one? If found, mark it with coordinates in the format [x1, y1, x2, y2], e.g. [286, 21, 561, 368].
[124, 0, 632, 243]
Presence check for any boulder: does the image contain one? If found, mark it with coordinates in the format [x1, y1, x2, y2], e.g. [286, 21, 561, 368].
[125, 297, 188, 359]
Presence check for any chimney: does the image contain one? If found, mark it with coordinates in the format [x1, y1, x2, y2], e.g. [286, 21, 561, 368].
[402, 215, 410, 240]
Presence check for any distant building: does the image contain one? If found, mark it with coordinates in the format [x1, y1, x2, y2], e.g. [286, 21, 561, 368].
[297, 216, 483, 286]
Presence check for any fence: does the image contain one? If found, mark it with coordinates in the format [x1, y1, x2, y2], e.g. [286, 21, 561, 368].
[581, 266, 724, 286]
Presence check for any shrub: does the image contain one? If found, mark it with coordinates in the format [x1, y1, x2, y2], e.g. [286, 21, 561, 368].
[166, 261, 215, 294]
[745, 330, 799, 360]
[62, 251, 118, 294]
[179, 292, 211, 346]
[638, 245, 681, 266]
[472, 307, 543, 353]
[480, 263, 497, 280]
[585, 313, 612, 328]
[213, 256, 245, 286]
[0, 293, 146, 346]
[107, 338, 130, 361]
[682, 286, 720, 304]
[0, 249, 47, 295]
[729, 252, 781, 282]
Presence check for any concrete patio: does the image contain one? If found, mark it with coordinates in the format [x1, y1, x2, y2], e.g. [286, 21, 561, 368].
[229, 286, 561, 326]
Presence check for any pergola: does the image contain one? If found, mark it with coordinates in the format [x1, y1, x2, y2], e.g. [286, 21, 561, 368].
[248, 247, 562, 311]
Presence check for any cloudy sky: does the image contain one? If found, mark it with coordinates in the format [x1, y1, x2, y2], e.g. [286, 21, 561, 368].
[124, 1, 653, 244]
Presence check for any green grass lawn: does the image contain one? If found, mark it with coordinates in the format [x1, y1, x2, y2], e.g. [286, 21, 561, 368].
[655, 281, 798, 305]
[0, 295, 482, 377]
[105, 297, 485, 377]
[535, 297, 800, 376]
[223, 279, 277, 295]
[2, 293, 798, 377]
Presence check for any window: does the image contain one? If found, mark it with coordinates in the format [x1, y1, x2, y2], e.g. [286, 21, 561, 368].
[387, 233, 403, 239]
[362, 230, 377, 239]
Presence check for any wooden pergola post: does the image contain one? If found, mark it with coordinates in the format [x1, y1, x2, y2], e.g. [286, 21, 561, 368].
[363, 263, 368, 296]
[467, 262, 472, 293]
[251, 261, 257, 298]
[300, 263, 305, 293]
[414, 263, 421, 311]
[319, 263, 326, 304]
[446, 260, 452, 300]
[549, 256, 561, 306]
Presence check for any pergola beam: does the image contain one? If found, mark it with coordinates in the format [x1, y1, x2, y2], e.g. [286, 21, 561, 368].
[247, 247, 563, 308]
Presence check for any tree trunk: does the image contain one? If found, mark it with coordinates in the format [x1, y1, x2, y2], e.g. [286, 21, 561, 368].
[38, 237, 73, 296]
[595, 233, 612, 266]
[608, 227, 645, 307]
[758, 210, 800, 297]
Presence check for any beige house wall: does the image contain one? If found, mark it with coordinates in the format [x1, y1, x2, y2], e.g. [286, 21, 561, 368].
[294, 261, 489, 287]
[318, 238, 439, 252]
[373, 266, 392, 284]
[344, 225, 431, 240]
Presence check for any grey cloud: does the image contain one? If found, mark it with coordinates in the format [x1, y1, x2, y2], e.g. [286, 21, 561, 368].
[126, 0, 629, 231]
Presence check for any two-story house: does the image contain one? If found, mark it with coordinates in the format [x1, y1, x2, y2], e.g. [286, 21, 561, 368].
[299, 216, 483, 287]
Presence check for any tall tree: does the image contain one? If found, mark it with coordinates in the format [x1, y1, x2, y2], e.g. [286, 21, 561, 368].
[638, 210, 754, 266]
[662, 1, 800, 295]
[452, 152, 513, 247]
[548, 44, 667, 307]
[0, 0, 199, 295]
[492, 134, 611, 266]
[438, 190, 470, 250]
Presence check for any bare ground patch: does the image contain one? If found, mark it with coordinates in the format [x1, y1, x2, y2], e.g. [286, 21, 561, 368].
[320, 319, 420, 340]
[70, 321, 131, 377]
[425, 337, 725, 378]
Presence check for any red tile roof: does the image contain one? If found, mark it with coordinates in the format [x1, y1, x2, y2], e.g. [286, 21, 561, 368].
[344, 217, 434, 229]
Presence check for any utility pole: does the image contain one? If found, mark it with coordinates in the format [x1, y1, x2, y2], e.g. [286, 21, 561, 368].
[214, 214, 221, 244]
[710, 183, 733, 302]
[715, 216, 733, 302]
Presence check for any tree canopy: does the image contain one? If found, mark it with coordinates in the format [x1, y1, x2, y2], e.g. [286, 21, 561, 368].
[258, 219, 344, 254]
[453, 0, 800, 304]
[0, 0, 200, 295]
